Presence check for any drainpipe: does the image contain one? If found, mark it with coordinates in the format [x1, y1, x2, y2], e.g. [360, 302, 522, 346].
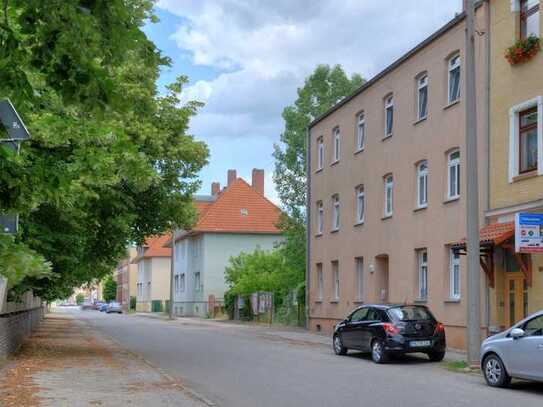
[484, 0, 492, 335]
[305, 127, 312, 329]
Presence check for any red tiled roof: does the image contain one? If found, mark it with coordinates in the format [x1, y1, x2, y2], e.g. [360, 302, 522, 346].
[191, 179, 281, 235]
[141, 234, 172, 258]
[480, 222, 514, 245]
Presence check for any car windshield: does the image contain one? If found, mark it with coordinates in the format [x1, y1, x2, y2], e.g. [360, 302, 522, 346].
[388, 306, 433, 322]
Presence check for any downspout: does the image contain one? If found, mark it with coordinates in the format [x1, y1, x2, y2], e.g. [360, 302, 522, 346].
[484, 0, 492, 334]
[305, 127, 312, 329]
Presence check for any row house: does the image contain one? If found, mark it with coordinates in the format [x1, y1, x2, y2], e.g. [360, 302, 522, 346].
[167, 169, 283, 317]
[113, 246, 137, 311]
[307, 3, 490, 349]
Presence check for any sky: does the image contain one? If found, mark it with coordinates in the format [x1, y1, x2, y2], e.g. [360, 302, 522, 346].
[144, 0, 463, 205]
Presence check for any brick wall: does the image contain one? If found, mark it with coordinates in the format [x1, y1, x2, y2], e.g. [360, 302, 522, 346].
[0, 307, 43, 358]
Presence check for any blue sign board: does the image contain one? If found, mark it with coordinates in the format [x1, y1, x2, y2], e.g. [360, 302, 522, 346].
[515, 213, 543, 253]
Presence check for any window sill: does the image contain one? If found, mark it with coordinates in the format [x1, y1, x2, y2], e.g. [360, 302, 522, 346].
[513, 170, 539, 182]
[315, 233, 323, 238]
[353, 300, 364, 304]
[414, 299, 428, 304]
[381, 214, 393, 221]
[315, 300, 323, 304]
[443, 196, 460, 205]
[444, 298, 461, 304]
[444, 99, 460, 110]
[330, 160, 340, 167]
[330, 228, 340, 234]
[330, 299, 340, 304]
[315, 167, 323, 174]
[413, 205, 427, 213]
[382, 134, 393, 141]
[354, 148, 365, 156]
[354, 221, 365, 227]
[413, 116, 428, 126]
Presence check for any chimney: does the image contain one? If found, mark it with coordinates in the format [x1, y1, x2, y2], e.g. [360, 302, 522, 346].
[227, 169, 237, 187]
[252, 169, 264, 195]
[211, 182, 220, 196]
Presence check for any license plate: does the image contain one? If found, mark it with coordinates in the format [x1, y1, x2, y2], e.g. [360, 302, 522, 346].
[410, 340, 431, 348]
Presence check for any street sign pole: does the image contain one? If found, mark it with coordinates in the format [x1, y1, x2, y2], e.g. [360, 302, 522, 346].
[464, 0, 481, 367]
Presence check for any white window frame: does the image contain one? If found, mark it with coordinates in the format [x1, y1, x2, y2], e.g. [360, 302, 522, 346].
[384, 96, 394, 137]
[174, 275, 179, 293]
[332, 261, 340, 301]
[355, 257, 364, 301]
[316, 264, 323, 301]
[194, 272, 201, 291]
[316, 201, 324, 235]
[317, 136, 324, 171]
[449, 248, 461, 300]
[180, 273, 186, 292]
[418, 249, 428, 300]
[447, 150, 460, 200]
[384, 175, 393, 217]
[417, 161, 428, 208]
[356, 185, 365, 224]
[417, 75, 429, 120]
[448, 54, 461, 104]
[508, 96, 543, 182]
[332, 194, 340, 231]
[332, 128, 340, 163]
[356, 112, 366, 151]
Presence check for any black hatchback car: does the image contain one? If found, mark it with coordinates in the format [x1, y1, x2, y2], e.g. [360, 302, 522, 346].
[333, 304, 446, 363]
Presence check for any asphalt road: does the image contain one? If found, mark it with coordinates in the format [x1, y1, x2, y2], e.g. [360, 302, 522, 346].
[72, 309, 543, 407]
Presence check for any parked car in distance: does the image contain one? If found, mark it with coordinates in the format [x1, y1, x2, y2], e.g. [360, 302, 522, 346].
[481, 309, 543, 387]
[92, 301, 104, 310]
[106, 302, 123, 314]
[80, 302, 94, 310]
[99, 303, 109, 312]
[333, 304, 446, 364]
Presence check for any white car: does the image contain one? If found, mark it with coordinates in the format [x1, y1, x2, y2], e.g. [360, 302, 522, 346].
[480, 310, 543, 387]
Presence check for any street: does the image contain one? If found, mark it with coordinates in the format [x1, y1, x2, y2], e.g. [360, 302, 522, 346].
[75, 309, 543, 407]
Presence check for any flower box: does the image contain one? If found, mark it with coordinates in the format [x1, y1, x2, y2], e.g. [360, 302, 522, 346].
[505, 35, 541, 65]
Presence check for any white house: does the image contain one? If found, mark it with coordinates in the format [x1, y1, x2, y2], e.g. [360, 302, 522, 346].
[169, 169, 283, 317]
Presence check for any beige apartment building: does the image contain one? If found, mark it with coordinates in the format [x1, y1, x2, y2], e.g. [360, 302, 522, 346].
[483, 0, 543, 331]
[113, 246, 138, 311]
[307, 4, 490, 350]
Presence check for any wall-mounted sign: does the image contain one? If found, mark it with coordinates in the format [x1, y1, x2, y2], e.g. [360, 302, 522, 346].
[0, 213, 18, 234]
[0, 99, 31, 141]
[515, 213, 543, 253]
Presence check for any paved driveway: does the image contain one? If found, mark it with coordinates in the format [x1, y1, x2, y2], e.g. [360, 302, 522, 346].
[76, 309, 543, 407]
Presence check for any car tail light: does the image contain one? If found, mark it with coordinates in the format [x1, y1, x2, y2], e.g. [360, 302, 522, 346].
[383, 323, 400, 336]
[434, 322, 445, 335]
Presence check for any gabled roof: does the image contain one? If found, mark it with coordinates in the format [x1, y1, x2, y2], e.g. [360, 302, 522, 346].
[133, 234, 172, 263]
[191, 178, 281, 235]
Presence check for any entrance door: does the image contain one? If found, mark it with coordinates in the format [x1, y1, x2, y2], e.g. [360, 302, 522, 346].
[504, 273, 528, 327]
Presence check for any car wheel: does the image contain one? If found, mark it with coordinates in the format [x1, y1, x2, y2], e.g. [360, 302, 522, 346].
[427, 351, 446, 362]
[371, 339, 388, 364]
[333, 335, 347, 355]
[483, 354, 511, 388]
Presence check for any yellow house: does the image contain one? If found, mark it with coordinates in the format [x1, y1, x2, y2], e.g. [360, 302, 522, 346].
[485, 0, 543, 332]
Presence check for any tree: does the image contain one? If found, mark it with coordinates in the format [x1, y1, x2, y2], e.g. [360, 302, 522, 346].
[272, 65, 364, 300]
[0, 1, 209, 301]
[75, 293, 85, 305]
[103, 276, 117, 303]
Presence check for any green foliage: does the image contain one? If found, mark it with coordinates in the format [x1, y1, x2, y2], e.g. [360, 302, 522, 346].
[75, 293, 85, 305]
[103, 276, 117, 303]
[0, 1, 209, 300]
[130, 295, 136, 310]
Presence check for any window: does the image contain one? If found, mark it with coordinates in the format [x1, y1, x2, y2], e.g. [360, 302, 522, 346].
[356, 112, 366, 151]
[449, 248, 461, 300]
[316, 201, 324, 235]
[519, 107, 538, 173]
[180, 274, 185, 292]
[194, 272, 201, 291]
[384, 95, 394, 137]
[384, 175, 393, 217]
[332, 127, 340, 163]
[355, 257, 364, 301]
[317, 136, 324, 170]
[521, 0, 540, 39]
[418, 250, 428, 300]
[417, 75, 429, 120]
[174, 275, 179, 293]
[523, 315, 543, 336]
[448, 54, 461, 104]
[332, 194, 340, 231]
[332, 261, 339, 301]
[447, 150, 460, 199]
[356, 185, 365, 224]
[316, 263, 323, 301]
[417, 161, 428, 208]
[350, 307, 369, 322]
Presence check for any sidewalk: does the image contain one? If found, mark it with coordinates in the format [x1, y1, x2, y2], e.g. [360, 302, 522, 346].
[132, 312, 467, 361]
[0, 313, 207, 407]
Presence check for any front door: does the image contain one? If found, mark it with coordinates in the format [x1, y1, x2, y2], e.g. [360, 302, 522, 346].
[504, 273, 528, 327]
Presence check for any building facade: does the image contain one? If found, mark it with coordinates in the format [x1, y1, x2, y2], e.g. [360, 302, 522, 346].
[484, 0, 543, 331]
[134, 235, 172, 312]
[114, 246, 138, 311]
[307, 5, 490, 350]
[170, 169, 283, 317]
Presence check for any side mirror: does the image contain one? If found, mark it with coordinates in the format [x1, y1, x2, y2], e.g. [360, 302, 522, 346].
[510, 328, 525, 339]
